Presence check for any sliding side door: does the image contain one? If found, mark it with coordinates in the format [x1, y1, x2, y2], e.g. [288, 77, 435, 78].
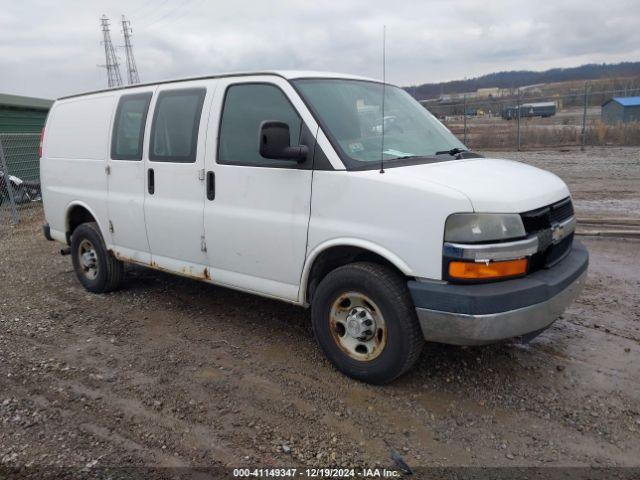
[143, 81, 215, 276]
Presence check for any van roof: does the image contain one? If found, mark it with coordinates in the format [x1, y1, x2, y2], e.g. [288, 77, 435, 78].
[58, 70, 381, 100]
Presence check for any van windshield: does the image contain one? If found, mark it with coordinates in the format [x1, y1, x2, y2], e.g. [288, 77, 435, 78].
[293, 79, 467, 169]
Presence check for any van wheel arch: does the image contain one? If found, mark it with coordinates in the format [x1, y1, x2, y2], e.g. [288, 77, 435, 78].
[305, 246, 408, 304]
[66, 205, 98, 244]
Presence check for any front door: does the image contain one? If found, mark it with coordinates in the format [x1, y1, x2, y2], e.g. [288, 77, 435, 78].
[143, 82, 213, 276]
[203, 77, 315, 301]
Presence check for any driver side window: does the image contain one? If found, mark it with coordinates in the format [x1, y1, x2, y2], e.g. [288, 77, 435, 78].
[218, 83, 302, 167]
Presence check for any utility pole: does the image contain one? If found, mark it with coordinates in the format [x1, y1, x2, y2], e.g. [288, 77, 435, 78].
[516, 88, 521, 151]
[99, 15, 123, 88]
[121, 15, 141, 85]
[581, 82, 589, 151]
[463, 94, 467, 145]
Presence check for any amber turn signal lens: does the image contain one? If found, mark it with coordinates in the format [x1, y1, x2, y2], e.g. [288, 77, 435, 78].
[448, 258, 528, 280]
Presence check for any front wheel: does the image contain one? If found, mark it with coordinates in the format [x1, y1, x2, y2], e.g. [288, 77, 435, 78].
[311, 262, 424, 384]
[70, 222, 124, 293]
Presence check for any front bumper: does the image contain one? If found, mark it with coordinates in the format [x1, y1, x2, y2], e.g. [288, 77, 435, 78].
[408, 240, 588, 345]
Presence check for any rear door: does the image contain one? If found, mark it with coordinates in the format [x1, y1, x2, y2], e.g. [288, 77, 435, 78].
[107, 89, 154, 263]
[143, 81, 213, 276]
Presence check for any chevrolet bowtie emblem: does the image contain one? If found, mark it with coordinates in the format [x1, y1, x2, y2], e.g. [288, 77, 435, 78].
[551, 223, 565, 243]
[551, 216, 576, 244]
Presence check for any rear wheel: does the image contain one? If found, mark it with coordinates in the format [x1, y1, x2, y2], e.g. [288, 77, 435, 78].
[70, 222, 124, 293]
[311, 262, 424, 384]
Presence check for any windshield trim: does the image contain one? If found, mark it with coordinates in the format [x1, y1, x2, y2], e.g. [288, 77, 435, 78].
[289, 77, 473, 171]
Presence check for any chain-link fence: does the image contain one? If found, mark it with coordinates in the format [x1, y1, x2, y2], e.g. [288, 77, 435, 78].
[422, 86, 640, 151]
[0, 133, 42, 226]
[0, 86, 638, 224]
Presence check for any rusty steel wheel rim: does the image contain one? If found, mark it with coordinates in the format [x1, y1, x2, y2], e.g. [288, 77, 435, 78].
[329, 291, 387, 361]
[78, 238, 99, 280]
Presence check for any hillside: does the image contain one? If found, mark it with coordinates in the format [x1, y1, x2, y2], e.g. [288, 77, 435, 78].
[405, 62, 640, 100]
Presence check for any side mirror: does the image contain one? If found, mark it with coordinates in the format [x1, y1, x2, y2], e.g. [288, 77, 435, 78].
[259, 121, 308, 161]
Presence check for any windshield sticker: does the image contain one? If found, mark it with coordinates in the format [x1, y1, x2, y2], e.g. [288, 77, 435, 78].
[348, 142, 364, 153]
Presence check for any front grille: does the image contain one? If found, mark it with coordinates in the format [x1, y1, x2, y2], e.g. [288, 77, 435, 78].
[549, 197, 574, 224]
[520, 197, 574, 271]
[546, 232, 574, 266]
[520, 197, 574, 233]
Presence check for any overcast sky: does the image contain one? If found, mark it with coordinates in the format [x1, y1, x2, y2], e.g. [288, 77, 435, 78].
[1, 0, 639, 99]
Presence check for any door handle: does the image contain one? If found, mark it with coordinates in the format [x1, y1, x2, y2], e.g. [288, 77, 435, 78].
[148, 168, 155, 195]
[206, 171, 215, 201]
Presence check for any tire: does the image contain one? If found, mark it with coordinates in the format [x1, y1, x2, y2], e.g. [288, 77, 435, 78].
[311, 262, 424, 384]
[70, 222, 124, 293]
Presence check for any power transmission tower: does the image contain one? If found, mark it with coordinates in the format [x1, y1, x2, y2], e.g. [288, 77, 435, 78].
[121, 15, 141, 85]
[99, 15, 123, 88]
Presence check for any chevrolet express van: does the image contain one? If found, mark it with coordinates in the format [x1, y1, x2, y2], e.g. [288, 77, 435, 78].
[40, 71, 588, 384]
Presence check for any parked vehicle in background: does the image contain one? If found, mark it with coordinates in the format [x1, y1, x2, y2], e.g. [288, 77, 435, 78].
[40, 71, 588, 384]
[503, 101, 557, 120]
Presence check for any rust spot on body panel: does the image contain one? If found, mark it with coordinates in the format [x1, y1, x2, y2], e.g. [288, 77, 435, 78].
[111, 250, 212, 283]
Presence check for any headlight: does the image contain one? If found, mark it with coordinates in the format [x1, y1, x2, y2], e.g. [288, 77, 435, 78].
[444, 213, 526, 243]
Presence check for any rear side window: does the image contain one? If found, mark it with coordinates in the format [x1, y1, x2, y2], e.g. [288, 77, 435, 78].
[218, 83, 302, 166]
[111, 92, 152, 160]
[150, 88, 206, 163]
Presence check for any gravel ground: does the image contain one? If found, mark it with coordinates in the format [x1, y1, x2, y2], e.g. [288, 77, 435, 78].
[0, 148, 639, 477]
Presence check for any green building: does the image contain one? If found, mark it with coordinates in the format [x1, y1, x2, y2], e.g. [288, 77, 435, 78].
[0, 93, 53, 133]
[0, 93, 53, 182]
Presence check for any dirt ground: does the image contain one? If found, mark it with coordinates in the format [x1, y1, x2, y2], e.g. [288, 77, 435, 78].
[1, 147, 639, 477]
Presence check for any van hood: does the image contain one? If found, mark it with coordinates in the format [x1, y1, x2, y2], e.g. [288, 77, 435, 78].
[390, 157, 570, 213]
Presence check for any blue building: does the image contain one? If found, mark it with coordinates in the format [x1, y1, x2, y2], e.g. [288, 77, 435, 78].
[601, 96, 640, 124]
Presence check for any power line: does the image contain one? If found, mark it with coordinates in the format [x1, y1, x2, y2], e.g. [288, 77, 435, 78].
[129, 0, 165, 19]
[99, 15, 123, 88]
[136, 0, 179, 27]
[121, 15, 141, 85]
[142, 0, 200, 30]
[147, 0, 208, 30]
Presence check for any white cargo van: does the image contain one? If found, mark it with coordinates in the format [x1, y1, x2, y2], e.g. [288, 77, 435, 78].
[40, 71, 588, 383]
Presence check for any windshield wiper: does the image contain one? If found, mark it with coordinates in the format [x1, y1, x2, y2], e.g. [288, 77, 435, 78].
[390, 150, 482, 162]
[435, 147, 484, 160]
[435, 147, 469, 156]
